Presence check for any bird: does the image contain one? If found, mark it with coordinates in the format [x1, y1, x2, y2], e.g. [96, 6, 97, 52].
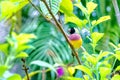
[68, 27, 82, 49]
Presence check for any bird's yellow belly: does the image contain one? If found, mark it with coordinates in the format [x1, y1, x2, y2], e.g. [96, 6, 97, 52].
[70, 39, 82, 49]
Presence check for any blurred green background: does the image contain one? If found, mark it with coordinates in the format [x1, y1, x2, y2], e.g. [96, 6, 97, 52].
[0, 0, 120, 80]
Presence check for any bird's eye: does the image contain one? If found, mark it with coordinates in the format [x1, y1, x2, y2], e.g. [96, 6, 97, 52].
[69, 27, 75, 34]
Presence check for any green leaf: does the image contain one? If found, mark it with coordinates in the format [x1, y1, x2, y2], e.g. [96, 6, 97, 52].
[65, 13, 86, 28]
[114, 51, 120, 61]
[40, 0, 61, 19]
[16, 45, 34, 53]
[92, 16, 110, 26]
[16, 52, 28, 58]
[12, 32, 36, 45]
[83, 52, 97, 65]
[74, 3, 88, 16]
[91, 32, 104, 47]
[75, 65, 93, 78]
[97, 51, 110, 62]
[86, 55, 97, 65]
[7, 74, 22, 80]
[111, 74, 120, 80]
[60, 0, 73, 15]
[86, 2, 97, 15]
[0, 43, 9, 55]
[62, 76, 83, 80]
[30, 60, 57, 73]
[0, 0, 28, 20]
[0, 66, 8, 77]
[83, 75, 89, 80]
[99, 67, 111, 79]
[115, 66, 120, 71]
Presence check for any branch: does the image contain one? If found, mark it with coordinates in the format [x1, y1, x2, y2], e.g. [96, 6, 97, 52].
[28, 0, 49, 21]
[21, 58, 30, 80]
[42, 0, 82, 65]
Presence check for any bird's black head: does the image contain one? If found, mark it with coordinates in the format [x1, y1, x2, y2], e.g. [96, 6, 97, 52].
[69, 27, 75, 34]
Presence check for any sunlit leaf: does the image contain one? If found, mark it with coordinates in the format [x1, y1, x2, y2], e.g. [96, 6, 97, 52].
[17, 33, 36, 41]
[0, 0, 28, 20]
[75, 65, 93, 78]
[74, 3, 88, 16]
[60, 0, 73, 15]
[83, 52, 97, 65]
[100, 61, 111, 68]
[16, 52, 28, 58]
[62, 76, 82, 80]
[114, 51, 120, 61]
[0, 43, 9, 55]
[13, 32, 36, 45]
[83, 75, 89, 80]
[111, 74, 120, 80]
[86, 2, 97, 15]
[99, 67, 111, 79]
[67, 67, 75, 76]
[31, 60, 57, 73]
[0, 66, 8, 77]
[65, 13, 86, 28]
[91, 32, 104, 47]
[115, 66, 120, 71]
[7, 74, 22, 80]
[91, 20, 97, 26]
[97, 51, 110, 62]
[16, 45, 34, 53]
[92, 16, 111, 26]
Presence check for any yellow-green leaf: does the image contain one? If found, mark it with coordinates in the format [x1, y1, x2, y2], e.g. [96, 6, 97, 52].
[74, 3, 88, 16]
[62, 76, 82, 80]
[65, 13, 85, 28]
[0, 66, 8, 77]
[0, 0, 28, 20]
[16, 52, 28, 58]
[92, 20, 97, 26]
[75, 65, 93, 78]
[68, 67, 75, 76]
[7, 74, 22, 80]
[92, 16, 111, 26]
[60, 0, 73, 15]
[99, 67, 111, 79]
[83, 75, 89, 80]
[91, 32, 104, 44]
[16, 45, 34, 53]
[0, 43, 9, 55]
[111, 74, 120, 80]
[86, 2, 97, 15]
[114, 51, 120, 61]
[115, 66, 120, 71]
[97, 51, 110, 62]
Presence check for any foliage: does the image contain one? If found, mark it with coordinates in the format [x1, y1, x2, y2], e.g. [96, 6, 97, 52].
[0, 32, 36, 80]
[0, 0, 120, 80]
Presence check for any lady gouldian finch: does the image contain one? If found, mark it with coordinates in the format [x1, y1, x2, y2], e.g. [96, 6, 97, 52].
[68, 27, 82, 49]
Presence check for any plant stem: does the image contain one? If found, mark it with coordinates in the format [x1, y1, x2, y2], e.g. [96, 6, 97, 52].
[28, 0, 50, 21]
[21, 58, 30, 80]
[42, 0, 82, 65]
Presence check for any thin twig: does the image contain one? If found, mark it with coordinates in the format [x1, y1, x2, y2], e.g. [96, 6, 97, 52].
[42, 0, 82, 65]
[21, 58, 30, 80]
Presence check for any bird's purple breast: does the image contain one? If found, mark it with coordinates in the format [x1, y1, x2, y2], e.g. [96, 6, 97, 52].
[68, 34, 81, 40]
